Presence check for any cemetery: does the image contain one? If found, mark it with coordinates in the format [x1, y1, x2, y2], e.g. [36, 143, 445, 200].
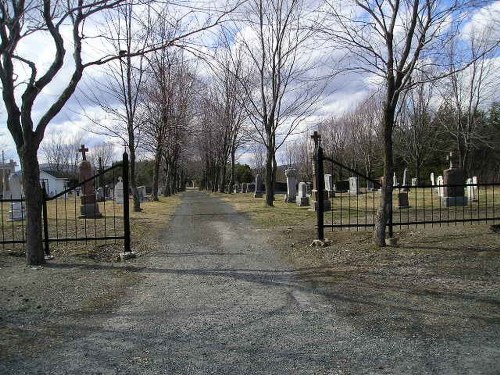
[1, 1, 499, 372]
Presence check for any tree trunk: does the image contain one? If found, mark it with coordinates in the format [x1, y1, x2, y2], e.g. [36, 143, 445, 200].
[229, 146, 236, 194]
[128, 143, 141, 212]
[22, 147, 45, 265]
[373, 103, 396, 246]
[151, 148, 161, 201]
[265, 145, 274, 206]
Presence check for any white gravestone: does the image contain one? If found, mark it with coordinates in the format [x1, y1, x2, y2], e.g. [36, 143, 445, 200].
[285, 168, 298, 203]
[349, 177, 360, 195]
[296, 182, 309, 207]
[115, 177, 124, 204]
[466, 177, 478, 202]
[402, 168, 409, 191]
[8, 172, 25, 221]
[430, 172, 435, 186]
[324, 174, 335, 198]
[436, 175, 444, 197]
[411, 178, 418, 186]
[393, 172, 398, 187]
[472, 176, 479, 201]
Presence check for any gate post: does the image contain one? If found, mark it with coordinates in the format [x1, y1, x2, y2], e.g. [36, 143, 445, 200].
[122, 152, 132, 254]
[41, 182, 50, 256]
[312, 131, 325, 241]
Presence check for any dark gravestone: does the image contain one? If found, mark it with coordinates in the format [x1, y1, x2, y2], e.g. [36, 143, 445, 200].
[78, 145, 102, 218]
[398, 192, 410, 208]
[442, 152, 467, 207]
[335, 180, 349, 192]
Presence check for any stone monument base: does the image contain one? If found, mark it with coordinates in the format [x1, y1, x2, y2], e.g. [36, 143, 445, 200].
[442, 196, 468, 207]
[310, 199, 331, 212]
[80, 203, 103, 218]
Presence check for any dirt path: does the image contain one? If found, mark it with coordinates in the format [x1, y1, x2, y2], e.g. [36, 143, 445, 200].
[2, 191, 498, 374]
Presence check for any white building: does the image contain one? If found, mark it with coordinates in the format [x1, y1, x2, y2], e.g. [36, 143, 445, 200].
[39, 170, 69, 197]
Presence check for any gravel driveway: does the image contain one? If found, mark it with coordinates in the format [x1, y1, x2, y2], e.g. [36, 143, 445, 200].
[2, 191, 498, 374]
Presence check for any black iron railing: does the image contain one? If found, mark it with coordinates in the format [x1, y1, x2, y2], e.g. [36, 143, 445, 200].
[0, 152, 131, 255]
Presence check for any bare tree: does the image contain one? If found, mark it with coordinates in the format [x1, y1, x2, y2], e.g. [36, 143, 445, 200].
[237, 0, 323, 206]
[438, 26, 499, 175]
[0, 0, 242, 265]
[83, 2, 152, 212]
[40, 133, 84, 177]
[87, 142, 117, 169]
[319, 0, 494, 246]
[395, 72, 439, 182]
[142, 47, 197, 199]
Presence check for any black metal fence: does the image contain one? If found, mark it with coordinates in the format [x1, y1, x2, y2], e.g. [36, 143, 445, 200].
[311, 132, 500, 238]
[0, 152, 130, 255]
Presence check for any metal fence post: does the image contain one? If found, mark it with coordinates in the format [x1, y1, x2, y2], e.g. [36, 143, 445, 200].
[122, 152, 131, 253]
[41, 182, 50, 256]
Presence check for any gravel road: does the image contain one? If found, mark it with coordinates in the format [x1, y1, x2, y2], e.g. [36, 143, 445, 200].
[3, 191, 498, 374]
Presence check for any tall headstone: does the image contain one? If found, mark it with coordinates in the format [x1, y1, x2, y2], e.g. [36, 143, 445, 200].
[296, 182, 309, 207]
[442, 152, 467, 207]
[471, 176, 479, 202]
[402, 168, 409, 191]
[8, 172, 24, 221]
[115, 177, 124, 204]
[137, 186, 147, 202]
[254, 174, 263, 198]
[436, 175, 444, 197]
[324, 174, 335, 198]
[430, 172, 435, 186]
[411, 178, 418, 186]
[393, 172, 398, 187]
[78, 145, 102, 218]
[285, 168, 298, 203]
[349, 177, 360, 195]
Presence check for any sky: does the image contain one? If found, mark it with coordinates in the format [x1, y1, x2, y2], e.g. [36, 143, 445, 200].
[0, 0, 499, 168]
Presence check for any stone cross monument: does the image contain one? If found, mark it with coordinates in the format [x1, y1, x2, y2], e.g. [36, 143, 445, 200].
[442, 151, 467, 207]
[78, 145, 102, 218]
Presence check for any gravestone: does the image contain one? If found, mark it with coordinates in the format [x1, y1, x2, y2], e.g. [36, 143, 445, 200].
[324, 174, 335, 198]
[296, 182, 309, 207]
[78, 145, 102, 218]
[349, 177, 360, 195]
[430, 172, 435, 186]
[398, 192, 410, 209]
[442, 152, 467, 207]
[247, 182, 255, 193]
[137, 186, 147, 202]
[436, 175, 444, 197]
[115, 177, 124, 204]
[393, 172, 398, 187]
[335, 180, 349, 192]
[285, 168, 298, 203]
[96, 187, 105, 202]
[471, 176, 479, 202]
[402, 168, 409, 191]
[233, 183, 240, 194]
[254, 174, 263, 198]
[411, 178, 418, 187]
[8, 172, 24, 221]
